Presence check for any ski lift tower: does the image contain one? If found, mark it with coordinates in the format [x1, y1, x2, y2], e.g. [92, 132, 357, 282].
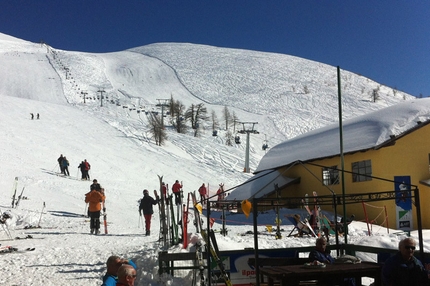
[238, 122, 259, 173]
[97, 88, 106, 107]
[156, 99, 170, 128]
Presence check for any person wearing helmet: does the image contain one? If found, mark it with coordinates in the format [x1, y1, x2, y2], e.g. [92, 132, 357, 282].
[138, 189, 159, 236]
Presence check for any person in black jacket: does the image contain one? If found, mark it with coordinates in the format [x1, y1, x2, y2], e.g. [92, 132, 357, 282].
[138, 189, 159, 236]
[382, 237, 429, 286]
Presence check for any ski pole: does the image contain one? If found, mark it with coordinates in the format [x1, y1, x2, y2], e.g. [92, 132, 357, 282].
[37, 202, 46, 227]
[84, 203, 88, 217]
[138, 213, 142, 228]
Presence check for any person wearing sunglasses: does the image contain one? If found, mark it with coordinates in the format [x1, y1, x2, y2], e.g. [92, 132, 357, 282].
[116, 264, 137, 286]
[382, 237, 429, 286]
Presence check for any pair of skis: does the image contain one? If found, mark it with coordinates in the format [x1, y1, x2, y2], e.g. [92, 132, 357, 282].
[157, 175, 168, 248]
[302, 192, 322, 237]
[0, 245, 35, 254]
[191, 192, 232, 286]
[11, 177, 27, 209]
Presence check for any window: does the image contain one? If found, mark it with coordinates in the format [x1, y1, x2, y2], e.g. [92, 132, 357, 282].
[322, 165, 339, 185]
[352, 160, 372, 182]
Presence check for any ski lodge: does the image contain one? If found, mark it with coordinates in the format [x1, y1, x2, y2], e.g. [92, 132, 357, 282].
[230, 98, 430, 230]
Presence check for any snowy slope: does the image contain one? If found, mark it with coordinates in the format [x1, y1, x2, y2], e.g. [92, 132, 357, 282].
[0, 32, 422, 286]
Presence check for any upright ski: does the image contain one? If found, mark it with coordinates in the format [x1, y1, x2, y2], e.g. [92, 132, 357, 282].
[183, 193, 190, 249]
[102, 200, 108, 234]
[157, 175, 168, 248]
[11, 177, 18, 208]
[302, 194, 312, 216]
[201, 229, 232, 286]
[14, 186, 25, 208]
[313, 191, 322, 237]
[274, 184, 282, 239]
[169, 194, 179, 245]
[37, 202, 46, 228]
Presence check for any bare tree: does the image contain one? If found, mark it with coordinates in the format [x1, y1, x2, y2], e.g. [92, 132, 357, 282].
[185, 103, 208, 137]
[211, 110, 219, 132]
[223, 106, 233, 130]
[232, 111, 239, 134]
[172, 99, 187, 133]
[371, 86, 380, 102]
[147, 112, 167, 146]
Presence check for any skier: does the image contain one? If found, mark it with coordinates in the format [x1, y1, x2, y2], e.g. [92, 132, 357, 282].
[57, 154, 65, 174]
[83, 159, 90, 180]
[30, 113, 34, 120]
[61, 156, 70, 176]
[78, 161, 86, 180]
[138, 189, 159, 236]
[198, 183, 207, 203]
[102, 255, 137, 286]
[90, 179, 101, 191]
[36, 113, 39, 119]
[85, 187, 105, 235]
[78, 159, 91, 180]
[171, 180, 182, 205]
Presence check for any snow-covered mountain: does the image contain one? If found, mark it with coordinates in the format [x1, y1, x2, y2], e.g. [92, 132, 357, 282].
[0, 32, 417, 285]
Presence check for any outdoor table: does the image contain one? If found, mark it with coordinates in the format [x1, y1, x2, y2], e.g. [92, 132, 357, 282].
[259, 261, 382, 286]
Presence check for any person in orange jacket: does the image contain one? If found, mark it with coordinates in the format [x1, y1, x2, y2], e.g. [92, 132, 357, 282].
[85, 186, 105, 235]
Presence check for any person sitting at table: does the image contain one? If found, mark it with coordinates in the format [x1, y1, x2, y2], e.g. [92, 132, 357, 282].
[309, 237, 334, 264]
[309, 237, 355, 286]
[382, 237, 429, 286]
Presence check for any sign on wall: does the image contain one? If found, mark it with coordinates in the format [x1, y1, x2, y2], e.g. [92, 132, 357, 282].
[394, 176, 413, 231]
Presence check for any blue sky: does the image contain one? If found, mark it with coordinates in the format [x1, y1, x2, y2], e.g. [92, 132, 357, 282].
[1, 1, 429, 97]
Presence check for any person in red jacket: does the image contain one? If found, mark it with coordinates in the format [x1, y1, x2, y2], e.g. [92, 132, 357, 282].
[85, 187, 105, 235]
[171, 180, 182, 205]
[198, 183, 207, 203]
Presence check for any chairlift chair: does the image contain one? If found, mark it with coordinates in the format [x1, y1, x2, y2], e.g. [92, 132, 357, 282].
[235, 136, 241, 144]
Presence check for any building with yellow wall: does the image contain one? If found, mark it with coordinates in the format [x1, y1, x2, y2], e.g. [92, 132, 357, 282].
[233, 98, 430, 230]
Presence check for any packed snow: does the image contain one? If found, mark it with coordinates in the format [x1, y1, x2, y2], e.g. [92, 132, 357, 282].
[0, 32, 427, 286]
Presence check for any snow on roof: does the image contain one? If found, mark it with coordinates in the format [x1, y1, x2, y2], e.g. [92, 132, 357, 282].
[255, 98, 430, 173]
[228, 170, 299, 201]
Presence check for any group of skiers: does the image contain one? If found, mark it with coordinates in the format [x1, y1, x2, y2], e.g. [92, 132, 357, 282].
[57, 155, 91, 180]
[57, 154, 70, 176]
[138, 180, 228, 236]
[81, 176, 228, 237]
[78, 159, 91, 180]
[30, 113, 40, 120]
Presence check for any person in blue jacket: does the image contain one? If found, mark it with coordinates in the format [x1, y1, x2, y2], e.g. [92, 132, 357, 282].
[309, 237, 334, 264]
[309, 237, 355, 286]
[102, 255, 137, 286]
[382, 237, 429, 286]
